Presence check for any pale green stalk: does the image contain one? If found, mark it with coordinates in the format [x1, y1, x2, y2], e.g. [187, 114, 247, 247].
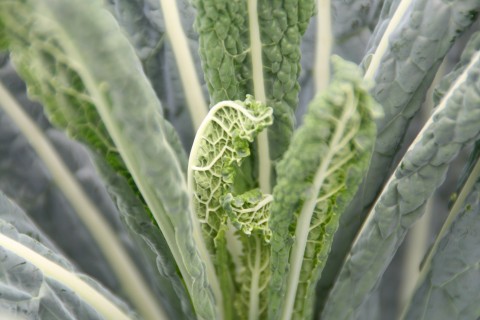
[399, 198, 431, 312]
[315, 0, 332, 91]
[0, 82, 165, 320]
[248, 0, 271, 193]
[157, 0, 208, 130]
[363, 0, 414, 81]
[281, 88, 357, 320]
[248, 236, 262, 320]
[187, 102, 253, 315]
[225, 220, 244, 275]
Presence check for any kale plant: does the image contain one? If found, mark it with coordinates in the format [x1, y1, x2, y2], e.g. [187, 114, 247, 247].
[0, 0, 479, 319]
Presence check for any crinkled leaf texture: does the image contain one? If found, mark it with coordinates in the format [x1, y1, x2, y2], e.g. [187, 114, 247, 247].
[321, 47, 480, 320]
[0, 58, 125, 295]
[188, 95, 273, 319]
[0, 192, 136, 320]
[194, 0, 315, 164]
[0, 0, 218, 318]
[319, 0, 480, 313]
[189, 96, 273, 249]
[403, 175, 480, 319]
[106, 0, 205, 148]
[268, 57, 378, 320]
[401, 37, 480, 318]
[0, 57, 194, 319]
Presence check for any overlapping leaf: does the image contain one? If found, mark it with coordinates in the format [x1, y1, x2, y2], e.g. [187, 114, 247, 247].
[319, 0, 480, 311]
[269, 57, 377, 320]
[0, 0, 218, 318]
[107, 0, 206, 145]
[188, 96, 273, 319]
[0, 192, 136, 320]
[194, 0, 314, 167]
[321, 45, 480, 320]
[403, 174, 480, 319]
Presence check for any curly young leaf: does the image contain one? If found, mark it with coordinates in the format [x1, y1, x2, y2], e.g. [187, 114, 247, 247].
[188, 95, 273, 319]
[268, 56, 378, 320]
[223, 189, 272, 320]
[193, 0, 315, 193]
[223, 189, 272, 239]
[189, 95, 273, 248]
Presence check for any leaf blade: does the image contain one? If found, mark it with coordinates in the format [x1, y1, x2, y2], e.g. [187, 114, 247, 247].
[0, 193, 135, 320]
[268, 57, 377, 320]
[402, 170, 480, 320]
[321, 48, 480, 320]
[194, 0, 315, 191]
[0, 0, 218, 317]
[318, 0, 480, 310]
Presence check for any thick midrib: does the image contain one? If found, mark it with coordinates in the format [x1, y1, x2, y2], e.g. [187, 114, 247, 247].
[0, 233, 132, 320]
[187, 102, 246, 317]
[247, 0, 271, 193]
[280, 90, 357, 320]
[363, 0, 414, 81]
[248, 235, 263, 320]
[45, 5, 218, 316]
[359, 51, 480, 238]
[188, 100, 274, 317]
[314, 0, 332, 91]
[0, 82, 161, 320]
[399, 53, 480, 318]
[157, 0, 208, 130]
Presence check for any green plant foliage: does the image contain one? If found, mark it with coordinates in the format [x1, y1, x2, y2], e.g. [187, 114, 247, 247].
[0, 0, 479, 320]
[269, 57, 378, 320]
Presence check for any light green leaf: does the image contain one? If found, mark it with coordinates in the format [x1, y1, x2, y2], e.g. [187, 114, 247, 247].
[268, 57, 377, 320]
[235, 230, 271, 320]
[189, 96, 273, 249]
[0, 0, 218, 318]
[188, 95, 273, 319]
[223, 189, 272, 320]
[321, 48, 480, 320]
